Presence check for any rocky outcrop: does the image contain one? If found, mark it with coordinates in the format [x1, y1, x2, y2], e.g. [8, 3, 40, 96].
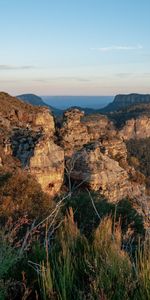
[0, 93, 150, 228]
[10, 128, 64, 197]
[29, 137, 64, 197]
[0, 92, 64, 198]
[59, 109, 115, 157]
[82, 114, 116, 141]
[33, 108, 55, 135]
[70, 142, 145, 203]
[119, 116, 150, 140]
[0, 92, 55, 135]
[59, 109, 90, 157]
[11, 129, 42, 167]
[100, 136, 128, 163]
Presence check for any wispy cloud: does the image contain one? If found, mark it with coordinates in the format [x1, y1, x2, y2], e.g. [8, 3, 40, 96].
[115, 73, 133, 78]
[0, 64, 36, 70]
[91, 44, 143, 52]
[32, 77, 91, 83]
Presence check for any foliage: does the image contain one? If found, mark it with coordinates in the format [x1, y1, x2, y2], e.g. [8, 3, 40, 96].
[37, 211, 150, 300]
[0, 188, 149, 299]
[0, 233, 19, 300]
[0, 170, 52, 219]
[63, 191, 144, 240]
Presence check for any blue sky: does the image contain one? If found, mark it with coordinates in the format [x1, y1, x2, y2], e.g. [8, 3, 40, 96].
[0, 0, 150, 96]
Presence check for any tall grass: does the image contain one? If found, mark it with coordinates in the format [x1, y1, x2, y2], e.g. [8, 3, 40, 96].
[1, 207, 149, 299]
[134, 236, 150, 299]
[37, 209, 150, 300]
[0, 232, 19, 300]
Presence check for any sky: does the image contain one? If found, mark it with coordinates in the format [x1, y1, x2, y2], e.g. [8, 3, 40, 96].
[0, 0, 150, 96]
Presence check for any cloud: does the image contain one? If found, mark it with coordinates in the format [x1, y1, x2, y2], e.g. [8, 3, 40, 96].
[91, 44, 143, 52]
[0, 65, 36, 70]
[32, 77, 91, 83]
[115, 73, 133, 78]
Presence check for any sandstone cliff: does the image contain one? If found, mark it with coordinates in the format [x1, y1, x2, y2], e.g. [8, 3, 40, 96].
[0, 93, 149, 229]
[58, 108, 150, 229]
[0, 92, 64, 198]
[119, 116, 150, 140]
[59, 109, 115, 157]
[102, 93, 150, 112]
[70, 142, 145, 202]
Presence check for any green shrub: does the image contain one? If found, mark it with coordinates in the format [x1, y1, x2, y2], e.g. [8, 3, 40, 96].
[0, 233, 19, 299]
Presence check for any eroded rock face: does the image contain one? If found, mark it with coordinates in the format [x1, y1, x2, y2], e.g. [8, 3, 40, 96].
[119, 116, 150, 140]
[100, 136, 128, 163]
[70, 143, 145, 202]
[0, 94, 149, 227]
[10, 125, 64, 197]
[0, 92, 64, 198]
[59, 109, 115, 157]
[29, 137, 64, 197]
[11, 129, 42, 167]
[33, 108, 55, 136]
[10, 128, 64, 197]
[82, 114, 116, 141]
[59, 109, 90, 157]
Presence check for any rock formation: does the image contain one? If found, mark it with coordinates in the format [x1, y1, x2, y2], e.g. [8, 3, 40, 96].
[70, 142, 145, 202]
[0, 92, 64, 198]
[0, 92, 149, 229]
[59, 109, 115, 156]
[29, 137, 64, 197]
[119, 116, 150, 140]
[59, 109, 90, 157]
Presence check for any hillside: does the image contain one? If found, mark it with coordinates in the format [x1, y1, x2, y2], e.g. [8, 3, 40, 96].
[101, 93, 150, 113]
[106, 103, 150, 128]
[0, 92, 150, 299]
[17, 93, 62, 116]
[17, 93, 47, 106]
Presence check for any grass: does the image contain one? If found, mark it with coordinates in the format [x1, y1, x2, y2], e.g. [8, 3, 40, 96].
[0, 232, 19, 300]
[0, 194, 149, 299]
[37, 209, 150, 300]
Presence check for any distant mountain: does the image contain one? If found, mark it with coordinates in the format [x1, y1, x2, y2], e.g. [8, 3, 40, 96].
[42, 96, 113, 110]
[17, 94, 62, 116]
[101, 93, 150, 112]
[17, 93, 150, 121]
[16, 94, 114, 117]
[17, 94, 47, 106]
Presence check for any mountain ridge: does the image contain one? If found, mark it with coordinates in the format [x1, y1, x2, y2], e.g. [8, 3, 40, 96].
[17, 93, 62, 116]
[101, 93, 150, 112]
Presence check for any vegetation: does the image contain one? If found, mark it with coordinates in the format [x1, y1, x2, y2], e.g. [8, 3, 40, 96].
[105, 103, 150, 128]
[0, 180, 149, 299]
[0, 170, 52, 219]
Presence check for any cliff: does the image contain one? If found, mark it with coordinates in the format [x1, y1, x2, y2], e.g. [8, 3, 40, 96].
[119, 115, 150, 140]
[0, 92, 64, 198]
[59, 109, 115, 157]
[70, 142, 145, 202]
[102, 93, 150, 112]
[0, 93, 149, 229]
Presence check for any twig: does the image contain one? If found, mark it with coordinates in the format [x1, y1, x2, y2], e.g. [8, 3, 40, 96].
[86, 188, 101, 220]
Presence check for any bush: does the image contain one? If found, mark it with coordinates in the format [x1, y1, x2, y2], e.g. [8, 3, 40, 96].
[0, 232, 19, 299]
[0, 170, 51, 219]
